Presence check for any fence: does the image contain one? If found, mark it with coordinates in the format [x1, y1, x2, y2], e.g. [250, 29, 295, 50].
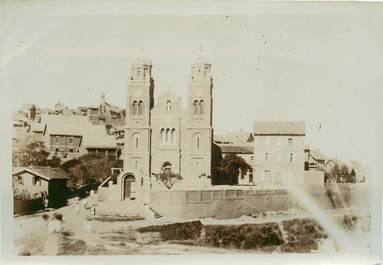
[14, 197, 44, 215]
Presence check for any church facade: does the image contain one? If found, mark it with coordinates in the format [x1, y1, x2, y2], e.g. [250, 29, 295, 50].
[124, 59, 214, 186]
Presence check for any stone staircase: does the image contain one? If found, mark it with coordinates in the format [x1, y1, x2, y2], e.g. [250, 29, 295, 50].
[145, 204, 162, 218]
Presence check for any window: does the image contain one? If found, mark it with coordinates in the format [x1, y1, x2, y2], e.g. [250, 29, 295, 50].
[289, 153, 294, 162]
[138, 101, 143, 115]
[33, 177, 41, 186]
[69, 148, 74, 153]
[249, 169, 254, 183]
[288, 138, 293, 146]
[69, 137, 74, 144]
[132, 133, 139, 149]
[264, 152, 269, 161]
[161, 128, 176, 145]
[264, 170, 270, 181]
[171, 128, 176, 143]
[166, 100, 172, 111]
[166, 128, 170, 143]
[135, 160, 138, 169]
[199, 100, 204, 114]
[55, 136, 60, 144]
[195, 161, 200, 174]
[193, 100, 198, 114]
[132, 101, 137, 115]
[193, 133, 201, 151]
[160, 128, 165, 143]
[17, 176, 23, 184]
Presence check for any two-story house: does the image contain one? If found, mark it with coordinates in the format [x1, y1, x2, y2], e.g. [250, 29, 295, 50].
[253, 121, 305, 186]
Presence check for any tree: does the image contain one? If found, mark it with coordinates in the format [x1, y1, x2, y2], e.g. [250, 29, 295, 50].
[62, 154, 122, 190]
[349, 168, 356, 183]
[211, 143, 223, 185]
[13, 141, 61, 167]
[215, 154, 252, 185]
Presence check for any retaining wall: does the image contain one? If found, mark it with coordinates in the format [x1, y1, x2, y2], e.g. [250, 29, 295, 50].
[149, 183, 370, 219]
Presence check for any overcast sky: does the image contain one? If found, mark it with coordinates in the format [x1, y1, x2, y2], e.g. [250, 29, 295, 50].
[1, 2, 383, 169]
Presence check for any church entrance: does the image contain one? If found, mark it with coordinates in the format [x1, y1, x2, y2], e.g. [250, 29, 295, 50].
[123, 174, 135, 200]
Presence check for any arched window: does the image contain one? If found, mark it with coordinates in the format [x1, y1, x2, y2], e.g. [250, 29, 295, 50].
[132, 101, 137, 115]
[289, 153, 294, 162]
[138, 101, 143, 115]
[166, 100, 172, 111]
[171, 128, 176, 143]
[193, 133, 201, 150]
[160, 128, 165, 143]
[193, 100, 199, 114]
[199, 100, 204, 114]
[166, 128, 170, 143]
[132, 133, 139, 149]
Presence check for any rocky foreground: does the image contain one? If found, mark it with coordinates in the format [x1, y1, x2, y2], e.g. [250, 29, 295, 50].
[14, 207, 370, 255]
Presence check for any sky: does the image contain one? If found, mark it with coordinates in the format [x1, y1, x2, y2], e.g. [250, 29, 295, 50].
[1, 2, 383, 169]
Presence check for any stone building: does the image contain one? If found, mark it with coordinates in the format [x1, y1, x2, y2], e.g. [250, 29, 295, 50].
[39, 114, 119, 161]
[124, 59, 214, 187]
[253, 121, 305, 186]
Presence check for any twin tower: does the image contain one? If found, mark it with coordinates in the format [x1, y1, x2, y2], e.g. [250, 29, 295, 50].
[124, 59, 214, 186]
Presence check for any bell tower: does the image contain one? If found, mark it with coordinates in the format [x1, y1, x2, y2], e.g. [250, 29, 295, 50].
[181, 61, 213, 184]
[124, 59, 154, 177]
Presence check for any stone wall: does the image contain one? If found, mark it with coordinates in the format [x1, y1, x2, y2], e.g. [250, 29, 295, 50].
[150, 188, 296, 219]
[149, 183, 370, 219]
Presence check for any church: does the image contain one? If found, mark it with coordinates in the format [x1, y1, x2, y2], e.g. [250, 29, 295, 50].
[123, 59, 214, 187]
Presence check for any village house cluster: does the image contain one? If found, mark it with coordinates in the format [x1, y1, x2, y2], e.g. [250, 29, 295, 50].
[12, 59, 366, 210]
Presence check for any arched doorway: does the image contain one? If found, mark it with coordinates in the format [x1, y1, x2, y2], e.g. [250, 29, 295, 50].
[122, 174, 135, 200]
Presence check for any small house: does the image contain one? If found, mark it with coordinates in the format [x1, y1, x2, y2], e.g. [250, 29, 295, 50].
[12, 166, 69, 208]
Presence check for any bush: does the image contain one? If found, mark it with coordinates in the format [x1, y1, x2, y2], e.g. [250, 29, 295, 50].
[137, 221, 203, 241]
[204, 223, 284, 250]
[13, 186, 43, 200]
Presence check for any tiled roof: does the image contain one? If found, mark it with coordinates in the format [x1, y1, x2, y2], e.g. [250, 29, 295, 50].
[219, 144, 253, 154]
[254, 121, 305, 135]
[13, 166, 69, 180]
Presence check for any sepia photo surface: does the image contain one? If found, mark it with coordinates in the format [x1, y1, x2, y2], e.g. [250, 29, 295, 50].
[1, 1, 382, 262]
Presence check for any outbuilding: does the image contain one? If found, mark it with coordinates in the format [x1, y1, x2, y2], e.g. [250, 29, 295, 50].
[12, 166, 69, 208]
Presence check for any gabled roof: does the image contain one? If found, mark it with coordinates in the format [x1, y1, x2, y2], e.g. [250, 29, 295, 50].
[310, 150, 327, 161]
[219, 144, 253, 154]
[254, 121, 305, 136]
[43, 115, 91, 136]
[42, 115, 117, 148]
[12, 166, 69, 180]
